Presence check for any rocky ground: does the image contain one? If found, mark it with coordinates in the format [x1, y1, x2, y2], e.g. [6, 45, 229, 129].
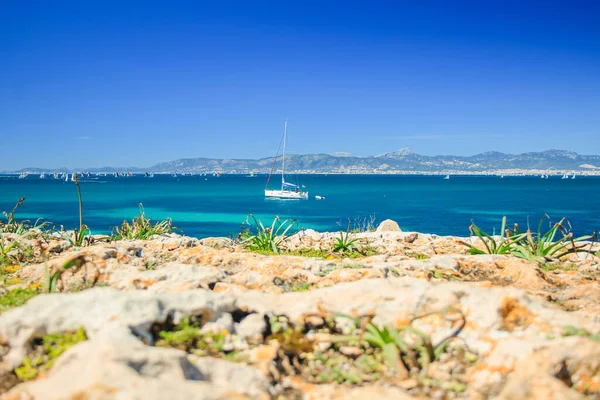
[0, 222, 599, 399]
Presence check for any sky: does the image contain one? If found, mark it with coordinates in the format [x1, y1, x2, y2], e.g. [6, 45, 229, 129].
[1, 0, 599, 169]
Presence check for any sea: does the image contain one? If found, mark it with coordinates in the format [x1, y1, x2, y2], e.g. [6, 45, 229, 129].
[0, 174, 599, 239]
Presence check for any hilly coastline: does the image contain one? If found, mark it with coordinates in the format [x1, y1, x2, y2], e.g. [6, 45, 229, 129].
[8, 149, 600, 174]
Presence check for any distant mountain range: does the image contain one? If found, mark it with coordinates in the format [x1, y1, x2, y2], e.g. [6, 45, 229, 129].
[8, 149, 600, 174]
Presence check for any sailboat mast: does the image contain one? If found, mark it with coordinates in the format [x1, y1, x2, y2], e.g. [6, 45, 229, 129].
[281, 120, 287, 189]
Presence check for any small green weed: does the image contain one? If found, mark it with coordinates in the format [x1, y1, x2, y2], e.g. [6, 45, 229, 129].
[316, 263, 365, 277]
[0, 288, 39, 313]
[540, 263, 579, 273]
[290, 283, 311, 292]
[111, 204, 173, 240]
[333, 230, 360, 254]
[428, 269, 460, 281]
[144, 259, 158, 270]
[239, 215, 297, 253]
[250, 248, 330, 258]
[14, 327, 87, 380]
[562, 325, 600, 343]
[0, 239, 19, 266]
[155, 316, 228, 356]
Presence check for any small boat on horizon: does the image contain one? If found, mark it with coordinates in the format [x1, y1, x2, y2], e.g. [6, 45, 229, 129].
[443, 175, 450, 180]
[264, 120, 308, 200]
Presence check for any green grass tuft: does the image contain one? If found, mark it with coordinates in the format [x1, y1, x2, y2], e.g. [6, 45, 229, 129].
[0, 288, 39, 313]
[14, 327, 87, 381]
[239, 215, 297, 253]
[562, 325, 600, 343]
[111, 204, 173, 240]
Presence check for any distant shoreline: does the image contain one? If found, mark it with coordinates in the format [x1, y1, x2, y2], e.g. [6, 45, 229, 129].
[2, 170, 600, 177]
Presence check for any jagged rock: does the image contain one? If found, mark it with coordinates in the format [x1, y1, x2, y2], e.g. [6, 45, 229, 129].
[375, 219, 402, 232]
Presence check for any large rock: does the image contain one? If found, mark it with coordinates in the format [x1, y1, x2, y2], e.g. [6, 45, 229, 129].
[375, 219, 402, 232]
[1, 278, 599, 398]
[2, 338, 270, 399]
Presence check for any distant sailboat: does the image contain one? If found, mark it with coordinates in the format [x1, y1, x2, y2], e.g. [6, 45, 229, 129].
[443, 175, 450, 180]
[572, 174, 576, 179]
[39, 173, 45, 179]
[265, 120, 308, 200]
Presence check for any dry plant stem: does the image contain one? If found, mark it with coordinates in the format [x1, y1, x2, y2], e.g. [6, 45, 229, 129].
[73, 173, 83, 229]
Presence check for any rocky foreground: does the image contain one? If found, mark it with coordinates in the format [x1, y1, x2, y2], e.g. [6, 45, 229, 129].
[1, 224, 599, 399]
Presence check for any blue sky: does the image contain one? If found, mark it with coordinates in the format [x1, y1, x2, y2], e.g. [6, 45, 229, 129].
[1, 0, 599, 169]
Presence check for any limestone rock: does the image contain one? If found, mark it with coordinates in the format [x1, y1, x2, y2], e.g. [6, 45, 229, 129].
[375, 219, 402, 232]
[2, 338, 270, 400]
[2, 230, 599, 399]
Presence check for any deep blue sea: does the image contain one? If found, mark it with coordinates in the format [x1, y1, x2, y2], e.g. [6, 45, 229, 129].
[0, 174, 599, 238]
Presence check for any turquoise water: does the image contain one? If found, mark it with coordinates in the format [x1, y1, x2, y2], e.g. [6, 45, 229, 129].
[0, 174, 599, 238]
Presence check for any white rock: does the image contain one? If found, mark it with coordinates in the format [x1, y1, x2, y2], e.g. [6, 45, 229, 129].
[376, 219, 401, 232]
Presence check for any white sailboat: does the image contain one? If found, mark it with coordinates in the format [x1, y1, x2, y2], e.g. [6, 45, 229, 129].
[265, 121, 308, 200]
[443, 174, 450, 180]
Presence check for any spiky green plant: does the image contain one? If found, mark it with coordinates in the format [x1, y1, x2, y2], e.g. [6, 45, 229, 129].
[333, 228, 361, 254]
[335, 307, 465, 374]
[509, 216, 594, 263]
[111, 204, 173, 240]
[468, 216, 528, 255]
[239, 214, 297, 253]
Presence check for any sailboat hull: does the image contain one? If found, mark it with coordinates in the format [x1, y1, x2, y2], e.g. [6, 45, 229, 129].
[265, 190, 308, 200]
